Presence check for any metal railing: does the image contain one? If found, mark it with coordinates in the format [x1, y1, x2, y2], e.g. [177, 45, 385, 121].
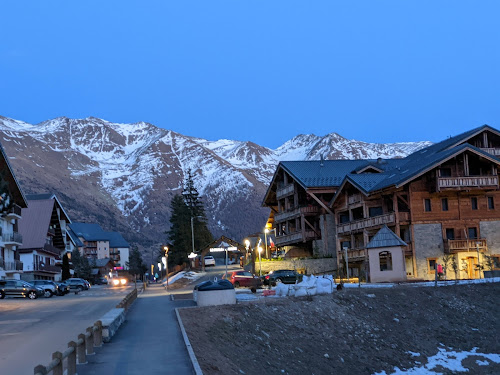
[1, 231, 23, 244]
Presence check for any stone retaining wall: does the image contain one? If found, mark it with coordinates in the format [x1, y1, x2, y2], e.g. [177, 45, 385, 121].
[257, 258, 336, 275]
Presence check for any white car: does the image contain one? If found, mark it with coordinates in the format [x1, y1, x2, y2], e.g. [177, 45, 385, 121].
[204, 256, 216, 266]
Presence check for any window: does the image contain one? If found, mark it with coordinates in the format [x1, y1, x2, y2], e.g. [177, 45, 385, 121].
[440, 168, 452, 177]
[492, 256, 500, 270]
[428, 258, 437, 273]
[379, 251, 393, 271]
[442, 198, 448, 211]
[471, 197, 478, 210]
[339, 213, 350, 224]
[468, 227, 478, 239]
[488, 196, 495, 210]
[424, 199, 432, 212]
[369, 206, 383, 217]
[445, 228, 455, 240]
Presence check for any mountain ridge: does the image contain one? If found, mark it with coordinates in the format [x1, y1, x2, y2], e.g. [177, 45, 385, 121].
[0, 116, 432, 254]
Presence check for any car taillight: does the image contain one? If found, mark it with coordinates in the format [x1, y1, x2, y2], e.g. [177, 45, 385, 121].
[265, 275, 269, 279]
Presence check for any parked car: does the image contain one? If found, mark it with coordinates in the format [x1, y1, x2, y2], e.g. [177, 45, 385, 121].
[95, 277, 109, 285]
[204, 256, 216, 267]
[0, 279, 44, 299]
[65, 278, 89, 292]
[55, 282, 70, 295]
[31, 280, 59, 298]
[262, 270, 303, 286]
[223, 271, 262, 288]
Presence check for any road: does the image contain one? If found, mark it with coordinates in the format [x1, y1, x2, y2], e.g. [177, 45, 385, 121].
[0, 284, 132, 375]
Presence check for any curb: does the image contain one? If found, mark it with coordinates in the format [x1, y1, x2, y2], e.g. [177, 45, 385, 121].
[175, 307, 203, 375]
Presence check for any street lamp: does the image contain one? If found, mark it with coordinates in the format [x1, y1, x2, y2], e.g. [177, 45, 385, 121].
[244, 239, 250, 263]
[476, 241, 482, 279]
[157, 262, 162, 279]
[343, 246, 350, 282]
[191, 216, 203, 270]
[264, 228, 269, 258]
[163, 246, 169, 290]
[258, 246, 263, 276]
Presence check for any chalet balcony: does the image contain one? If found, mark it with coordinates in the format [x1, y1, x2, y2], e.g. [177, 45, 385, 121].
[276, 184, 295, 199]
[274, 206, 321, 223]
[437, 176, 498, 190]
[1, 231, 23, 246]
[338, 248, 367, 261]
[275, 230, 319, 246]
[336, 213, 395, 235]
[0, 260, 24, 271]
[444, 238, 487, 254]
[3, 204, 22, 219]
[43, 243, 62, 256]
[481, 147, 500, 156]
[348, 194, 362, 205]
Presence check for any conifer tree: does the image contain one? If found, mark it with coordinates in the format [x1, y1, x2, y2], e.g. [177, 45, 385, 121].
[62, 253, 71, 280]
[168, 170, 213, 265]
[127, 246, 147, 278]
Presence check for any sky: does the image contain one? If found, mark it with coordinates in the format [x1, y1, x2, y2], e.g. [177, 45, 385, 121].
[1, 1, 499, 149]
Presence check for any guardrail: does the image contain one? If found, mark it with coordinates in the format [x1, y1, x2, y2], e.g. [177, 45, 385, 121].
[34, 320, 103, 375]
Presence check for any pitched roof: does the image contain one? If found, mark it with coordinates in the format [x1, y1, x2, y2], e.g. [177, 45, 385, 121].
[0, 142, 28, 208]
[67, 227, 84, 247]
[69, 223, 109, 241]
[366, 226, 407, 249]
[93, 258, 114, 268]
[24, 193, 72, 222]
[106, 232, 130, 248]
[18, 199, 55, 249]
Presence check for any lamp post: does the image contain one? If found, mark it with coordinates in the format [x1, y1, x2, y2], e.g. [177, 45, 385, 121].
[343, 246, 350, 282]
[244, 239, 250, 263]
[157, 262, 162, 280]
[163, 246, 169, 290]
[191, 216, 203, 270]
[258, 246, 263, 276]
[264, 228, 269, 259]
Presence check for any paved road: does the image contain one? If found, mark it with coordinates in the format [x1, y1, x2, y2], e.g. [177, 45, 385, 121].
[0, 284, 132, 375]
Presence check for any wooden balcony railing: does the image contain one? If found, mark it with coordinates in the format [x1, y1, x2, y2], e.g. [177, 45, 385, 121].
[437, 176, 498, 190]
[275, 230, 318, 246]
[276, 184, 295, 199]
[338, 248, 367, 260]
[444, 238, 487, 254]
[336, 213, 395, 234]
[481, 147, 500, 156]
[3, 204, 22, 218]
[274, 206, 321, 223]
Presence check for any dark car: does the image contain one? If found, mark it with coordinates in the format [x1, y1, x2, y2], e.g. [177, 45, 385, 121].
[55, 282, 70, 295]
[65, 278, 89, 292]
[0, 279, 44, 299]
[223, 271, 262, 288]
[262, 270, 303, 286]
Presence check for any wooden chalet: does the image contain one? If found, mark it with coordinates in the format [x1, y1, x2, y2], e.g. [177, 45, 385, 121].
[263, 125, 500, 281]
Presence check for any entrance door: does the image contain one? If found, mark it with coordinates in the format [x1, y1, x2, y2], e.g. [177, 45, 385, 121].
[466, 257, 479, 279]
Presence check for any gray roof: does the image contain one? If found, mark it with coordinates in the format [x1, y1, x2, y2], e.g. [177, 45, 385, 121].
[366, 226, 407, 249]
[93, 258, 113, 268]
[18, 199, 55, 249]
[67, 227, 84, 247]
[68, 223, 129, 248]
[106, 232, 130, 248]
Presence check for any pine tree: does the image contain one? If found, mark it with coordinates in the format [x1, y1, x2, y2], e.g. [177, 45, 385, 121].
[167, 170, 213, 265]
[127, 246, 147, 278]
[62, 253, 71, 280]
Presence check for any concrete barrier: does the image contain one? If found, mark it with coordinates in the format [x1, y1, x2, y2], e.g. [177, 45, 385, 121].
[197, 289, 236, 306]
[100, 308, 126, 343]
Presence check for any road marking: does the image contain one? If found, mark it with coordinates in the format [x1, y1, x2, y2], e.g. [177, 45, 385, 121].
[0, 332, 21, 336]
[0, 319, 40, 325]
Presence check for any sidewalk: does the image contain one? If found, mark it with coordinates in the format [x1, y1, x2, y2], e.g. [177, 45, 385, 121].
[77, 283, 196, 375]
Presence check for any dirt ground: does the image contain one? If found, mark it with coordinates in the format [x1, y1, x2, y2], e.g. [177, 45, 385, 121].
[179, 282, 500, 375]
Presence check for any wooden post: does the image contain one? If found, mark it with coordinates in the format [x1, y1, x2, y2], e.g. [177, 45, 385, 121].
[86, 327, 94, 355]
[52, 351, 63, 375]
[34, 365, 47, 375]
[94, 321, 102, 347]
[77, 334, 86, 364]
[67, 341, 77, 375]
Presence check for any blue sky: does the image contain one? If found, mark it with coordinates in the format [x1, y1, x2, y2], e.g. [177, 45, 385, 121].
[1, 1, 499, 148]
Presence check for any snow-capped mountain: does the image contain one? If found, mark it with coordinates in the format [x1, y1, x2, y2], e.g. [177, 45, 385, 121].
[0, 115, 431, 252]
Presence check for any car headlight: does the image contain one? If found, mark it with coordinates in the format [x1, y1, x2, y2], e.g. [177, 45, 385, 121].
[112, 279, 120, 286]
[120, 278, 127, 285]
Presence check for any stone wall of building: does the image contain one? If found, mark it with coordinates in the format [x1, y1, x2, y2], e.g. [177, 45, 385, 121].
[480, 220, 500, 255]
[413, 223, 443, 280]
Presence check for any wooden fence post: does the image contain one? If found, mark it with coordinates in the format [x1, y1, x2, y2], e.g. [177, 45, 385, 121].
[77, 333, 86, 364]
[86, 327, 94, 355]
[52, 351, 63, 375]
[67, 341, 77, 375]
[34, 364, 47, 375]
[94, 320, 103, 347]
